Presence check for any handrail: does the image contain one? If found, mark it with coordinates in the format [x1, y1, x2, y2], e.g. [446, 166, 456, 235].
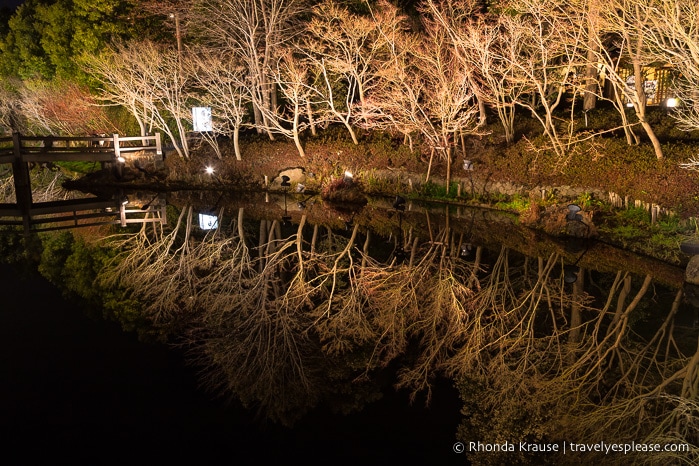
[0, 133, 162, 162]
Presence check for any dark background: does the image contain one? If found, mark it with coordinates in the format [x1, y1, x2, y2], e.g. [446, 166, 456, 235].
[0, 1, 21, 10]
[0, 263, 465, 465]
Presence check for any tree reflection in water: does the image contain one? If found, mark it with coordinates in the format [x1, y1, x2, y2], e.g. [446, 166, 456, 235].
[99, 196, 698, 464]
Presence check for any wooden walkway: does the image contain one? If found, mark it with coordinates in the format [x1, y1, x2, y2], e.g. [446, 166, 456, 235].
[0, 133, 165, 233]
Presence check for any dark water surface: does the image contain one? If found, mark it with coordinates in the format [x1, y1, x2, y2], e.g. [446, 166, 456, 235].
[0, 264, 463, 465]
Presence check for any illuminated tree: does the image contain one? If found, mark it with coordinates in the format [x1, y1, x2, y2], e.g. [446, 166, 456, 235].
[18, 79, 113, 135]
[358, 0, 480, 188]
[492, 0, 587, 161]
[301, 0, 405, 144]
[0, 77, 24, 134]
[639, 0, 699, 132]
[192, 0, 307, 139]
[593, 0, 665, 158]
[82, 40, 191, 158]
[187, 50, 250, 160]
[424, 0, 527, 144]
[233, 50, 317, 158]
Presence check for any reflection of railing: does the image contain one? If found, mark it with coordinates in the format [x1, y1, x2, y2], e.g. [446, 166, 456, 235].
[0, 133, 164, 233]
[0, 196, 167, 233]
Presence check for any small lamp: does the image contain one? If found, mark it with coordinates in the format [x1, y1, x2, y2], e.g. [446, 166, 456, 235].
[564, 265, 580, 284]
[460, 243, 473, 258]
[343, 171, 353, 185]
[393, 195, 406, 211]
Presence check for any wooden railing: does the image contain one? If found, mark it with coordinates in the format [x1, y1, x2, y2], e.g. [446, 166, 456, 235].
[0, 132, 164, 234]
[0, 133, 162, 164]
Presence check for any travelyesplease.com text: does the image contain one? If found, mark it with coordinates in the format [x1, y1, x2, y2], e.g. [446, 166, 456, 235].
[453, 440, 691, 455]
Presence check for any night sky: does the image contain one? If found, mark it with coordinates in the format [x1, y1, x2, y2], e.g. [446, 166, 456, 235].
[0, 0, 21, 10]
[0, 263, 465, 465]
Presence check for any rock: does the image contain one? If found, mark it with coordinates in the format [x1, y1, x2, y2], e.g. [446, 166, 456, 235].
[275, 167, 305, 185]
[685, 255, 699, 286]
[680, 240, 699, 255]
[683, 282, 699, 307]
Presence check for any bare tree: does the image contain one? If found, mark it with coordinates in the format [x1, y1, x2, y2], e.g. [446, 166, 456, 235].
[192, 0, 307, 139]
[81, 43, 154, 139]
[82, 40, 192, 158]
[300, 0, 405, 144]
[490, 0, 588, 161]
[259, 51, 317, 157]
[425, 0, 528, 144]
[358, 2, 480, 188]
[305, 56, 360, 145]
[17, 80, 114, 136]
[594, 0, 665, 158]
[187, 50, 250, 160]
[639, 0, 699, 132]
[0, 78, 25, 135]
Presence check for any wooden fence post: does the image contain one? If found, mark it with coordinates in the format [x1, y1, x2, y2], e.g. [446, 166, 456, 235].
[11, 133, 32, 234]
[113, 133, 123, 178]
[155, 133, 162, 157]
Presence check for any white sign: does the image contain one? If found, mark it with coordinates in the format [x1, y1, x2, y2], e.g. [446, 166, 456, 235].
[198, 213, 218, 230]
[192, 107, 213, 132]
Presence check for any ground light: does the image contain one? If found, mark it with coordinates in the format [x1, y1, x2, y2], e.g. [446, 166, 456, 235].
[205, 165, 224, 184]
[343, 171, 353, 185]
[460, 243, 473, 258]
[114, 155, 126, 179]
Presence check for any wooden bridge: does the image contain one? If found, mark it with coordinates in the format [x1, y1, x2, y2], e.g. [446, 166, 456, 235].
[0, 133, 166, 233]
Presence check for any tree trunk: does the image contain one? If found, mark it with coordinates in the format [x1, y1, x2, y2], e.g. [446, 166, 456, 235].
[569, 267, 585, 345]
[292, 102, 305, 158]
[341, 118, 359, 145]
[639, 118, 664, 159]
[445, 146, 452, 194]
[425, 147, 434, 183]
[583, 57, 599, 111]
[306, 101, 316, 136]
[584, 7, 600, 111]
[633, 64, 664, 159]
[233, 124, 242, 161]
[477, 94, 487, 127]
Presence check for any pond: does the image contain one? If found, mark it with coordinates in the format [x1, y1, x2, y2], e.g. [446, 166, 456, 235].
[2, 188, 698, 465]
